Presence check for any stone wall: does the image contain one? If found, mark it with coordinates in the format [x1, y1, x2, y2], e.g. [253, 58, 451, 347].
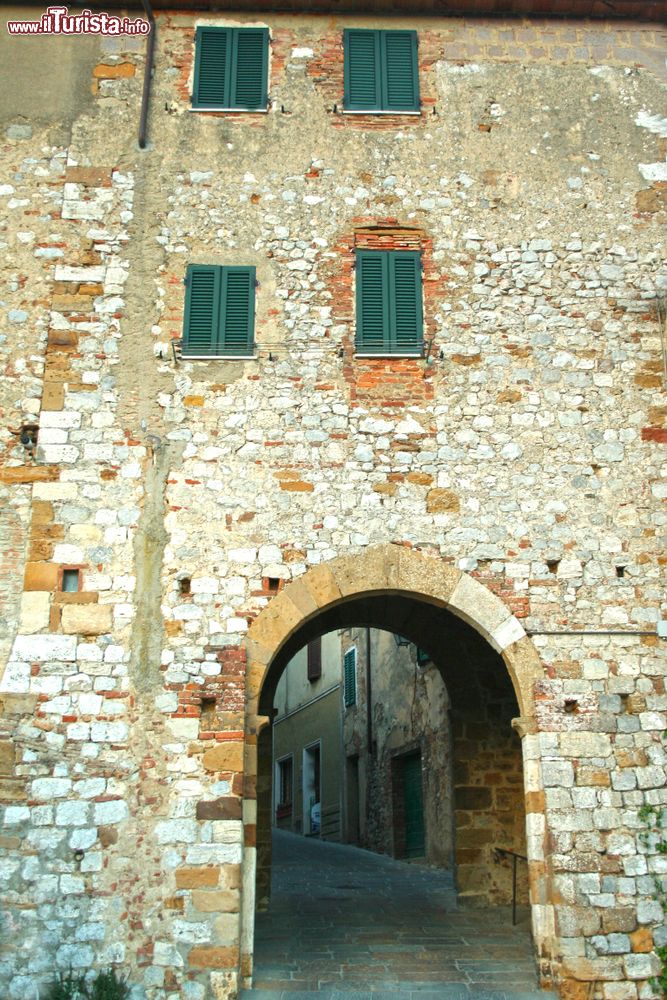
[342, 628, 454, 870]
[0, 8, 665, 1000]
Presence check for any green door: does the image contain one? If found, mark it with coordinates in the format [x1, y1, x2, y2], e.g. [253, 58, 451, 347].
[403, 752, 425, 859]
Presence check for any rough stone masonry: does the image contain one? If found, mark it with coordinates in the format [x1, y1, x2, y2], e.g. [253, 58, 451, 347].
[0, 7, 666, 1000]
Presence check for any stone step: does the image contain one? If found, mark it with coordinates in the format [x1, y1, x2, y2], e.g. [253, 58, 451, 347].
[240, 987, 556, 999]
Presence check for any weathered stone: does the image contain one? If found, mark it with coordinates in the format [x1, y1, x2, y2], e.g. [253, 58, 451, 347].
[175, 867, 221, 889]
[196, 797, 242, 821]
[187, 946, 238, 969]
[61, 604, 113, 636]
[192, 890, 239, 913]
[426, 488, 460, 513]
[202, 744, 245, 773]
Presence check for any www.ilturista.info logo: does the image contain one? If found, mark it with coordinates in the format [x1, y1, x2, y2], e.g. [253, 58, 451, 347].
[7, 6, 151, 35]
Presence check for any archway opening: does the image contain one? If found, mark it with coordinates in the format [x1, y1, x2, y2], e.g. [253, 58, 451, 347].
[248, 588, 541, 995]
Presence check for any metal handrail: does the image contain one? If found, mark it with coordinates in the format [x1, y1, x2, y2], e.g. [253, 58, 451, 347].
[493, 848, 527, 925]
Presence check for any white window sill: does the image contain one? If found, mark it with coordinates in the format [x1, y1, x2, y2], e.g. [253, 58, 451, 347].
[354, 353, 423, 359]
[341, 109, 421, 116]
[190, 107, 269, 113]
[182, 354, 257, 361]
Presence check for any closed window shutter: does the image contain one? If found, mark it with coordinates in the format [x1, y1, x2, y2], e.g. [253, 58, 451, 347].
[193, 27, 231, 109]
[344, 649, 356, 707]
[390, 252, 423, 353]
[307, 638, 322, 682]
[183, 265, 222, 356]
[232, 28, 269, 110]
[221, 267, 256, 355]
[356, 251, 389, 353]
[356, 250, 422, 355]
[344, 29, 381, 111]
[193, 27, 268, 110]
[382, 31, 419, 112]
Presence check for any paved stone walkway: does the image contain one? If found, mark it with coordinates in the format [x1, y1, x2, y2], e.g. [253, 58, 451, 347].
[241, 831, 555, 1000]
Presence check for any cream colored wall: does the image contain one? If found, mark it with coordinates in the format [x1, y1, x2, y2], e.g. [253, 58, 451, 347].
[273, 630, 342, 717]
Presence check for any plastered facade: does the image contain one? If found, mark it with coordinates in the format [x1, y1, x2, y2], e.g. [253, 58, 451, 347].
[0, 8, 666, 1000]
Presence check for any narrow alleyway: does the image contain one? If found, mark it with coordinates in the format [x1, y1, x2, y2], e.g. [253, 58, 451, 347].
[241, 831, 555, 999]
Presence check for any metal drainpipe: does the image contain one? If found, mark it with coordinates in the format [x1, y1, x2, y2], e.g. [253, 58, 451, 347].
[138, 0, 156, 149]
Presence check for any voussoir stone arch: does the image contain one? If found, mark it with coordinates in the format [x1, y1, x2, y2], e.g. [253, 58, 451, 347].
[244, 543, 543, 724]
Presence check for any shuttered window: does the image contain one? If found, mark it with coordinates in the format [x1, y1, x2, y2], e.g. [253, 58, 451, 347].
[343, 648, 357, 708]
[344, 29, 419, 113]
[355, 250, 423, 355]
[192, 27, 269, 111]
[182, 264, 256, 358]
[307, 638, 322, 683]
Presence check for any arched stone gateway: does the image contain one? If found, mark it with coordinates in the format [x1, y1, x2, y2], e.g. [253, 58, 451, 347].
[241, 544, 556, 989]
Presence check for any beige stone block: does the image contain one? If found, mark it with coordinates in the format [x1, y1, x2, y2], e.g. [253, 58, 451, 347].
[165, 717, 199, 740]
[61, 603, 112, 635]
[203, 742, 244, 773]
[561, 956, 623, 981]
[393, 547, 461, 607]
[210, 970, 238, 1000]
[192, 890, 239, 913]
[211, 820, 244, 844]
[175, 866, 221, 889]
[244, 637, 273, 668]
[32, 483, 78, 501]
[426, 487, 460, 513]
[214, 912, 240, 944]
[188, 946, 238, 969]
[0, 741, 15, 775]
[448, 572, 509, 639]
[331, 546, 393, 597]
[490, 615, 525, 653]
[0, 778, 27, 801]
[220, 864, 241, 890]
[246, 594, 301, 653]
[19, 592, 51, 633]
[559, 732, 612, 758]
[302, 563, 342, 608]
[69, 524, 103, 543]
[282, 577, 319, 619]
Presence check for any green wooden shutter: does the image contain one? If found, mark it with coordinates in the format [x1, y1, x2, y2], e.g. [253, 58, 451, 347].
[390, 252, 423, 353]
[356, 251, 389, 353]
[344, 29, 419, 112]
[356, 251, 422, 355]
[193, 27, 268, 110]
[220, 266, 256, 355]
[193, 27, 231, 109]
[232, 28, 269, 110]
[381, 31, 419, 112]
[344, 29, 381, 111]
[183, 265, 223, 356]
[344, 648, 357, 707]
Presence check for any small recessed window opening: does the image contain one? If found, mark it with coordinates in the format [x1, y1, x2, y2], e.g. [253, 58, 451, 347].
[615, 565, 626, 579]
[267, 577, 280, 592]
[62, 569, 80, 592]
[178, 576, 191, 595]
[201, 697, 216, 716]
[546, 559, 560, 575]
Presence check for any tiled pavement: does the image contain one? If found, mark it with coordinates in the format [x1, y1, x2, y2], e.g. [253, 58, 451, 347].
[240, 831, 556, 1000]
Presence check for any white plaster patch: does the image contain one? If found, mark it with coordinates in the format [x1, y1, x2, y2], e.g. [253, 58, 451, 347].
[12, 634, 77, 662]
[638, 161, 667, 182]
[635, 110, 667, 138]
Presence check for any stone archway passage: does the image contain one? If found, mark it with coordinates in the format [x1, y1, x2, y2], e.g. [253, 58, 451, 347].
[241, 544, 555, 989]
